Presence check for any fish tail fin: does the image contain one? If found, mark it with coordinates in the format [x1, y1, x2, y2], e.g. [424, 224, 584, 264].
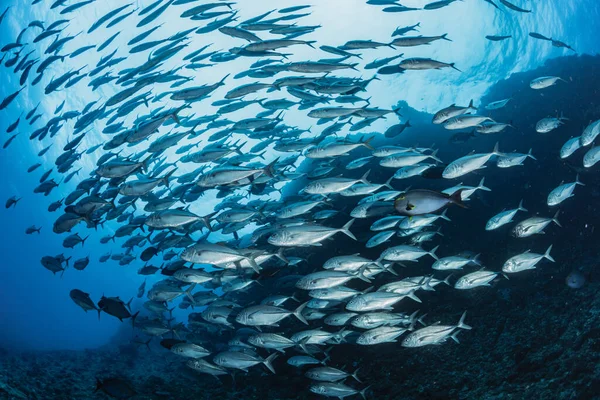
[161, 168, 176, 187]
[334, 327, 347, 343]
[359, 385, 372, 400]
[384, 175, 394, 190]
[360, 169, 371, 184]
[293, 301, 309, 325]
[357, 265, 372, 283]
[140, 154, 154, 172]
[381, 263, 402, 276]
[361, 135, 375, 150]
[276, 248, 289, 264]
[245, 257, 261, 274]
[457, 311, 472, 330]
[430, 149, 443, 163]
[450, 331, 461, 344]
[440, 209, 451, 222]
[527, 148, 537, 160]
[298, 337, 312, 355]
[262, 157, 279, 178]
[441, 33, 452, 42]
[450, 63, 462, 72]
[575, 173, 585, 186]
[352, 367, 362, 383]
[409, 310, 420, 327]
[407, 290, 421, 303]
[552, 210, 562, 227]
[306, 40, 317, 49]
[449, 189, 468, 209]
[492, 141, 501, 155]
[416, 313, 428, 327]
[131, 311, 139, 328]
[340, 218, 357, 240]
[201, 211, 217, 231]
[478, 177, 491, 191]
[219, 73, 231, 85]
[468, 99, 474, 108]
[544, 244, 555, 262]
[184, 283, 196, 302]
[263, 353, 278, 374]
[428, 245, 439, 261]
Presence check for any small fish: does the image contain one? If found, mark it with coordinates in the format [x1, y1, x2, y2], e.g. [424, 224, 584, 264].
[486, 200, 527, 230]
[503, 245, 554, 273]
[0, 86, 26, 110]
[402, 312, 471, 347]
[560, 136, 582, 159]
[486, 35, 512, 41]
[536, 114, 568, 133]
[583, 146, 600, 168]
[547, 175, 584, 206]
[511, 211, 561, 238]
[529, 32, 552, 41]
[499, 0, 531, 13]
[392, 23, 421, 36]
[530, 76, 566, 90]
[433, 100, 476, 124]
[423, 0, 461, 10]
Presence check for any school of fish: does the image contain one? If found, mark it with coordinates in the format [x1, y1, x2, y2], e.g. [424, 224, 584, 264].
[0, 0, 594, 398]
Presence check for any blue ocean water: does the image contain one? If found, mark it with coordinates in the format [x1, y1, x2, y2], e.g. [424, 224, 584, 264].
[0, 0, 600, 399]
